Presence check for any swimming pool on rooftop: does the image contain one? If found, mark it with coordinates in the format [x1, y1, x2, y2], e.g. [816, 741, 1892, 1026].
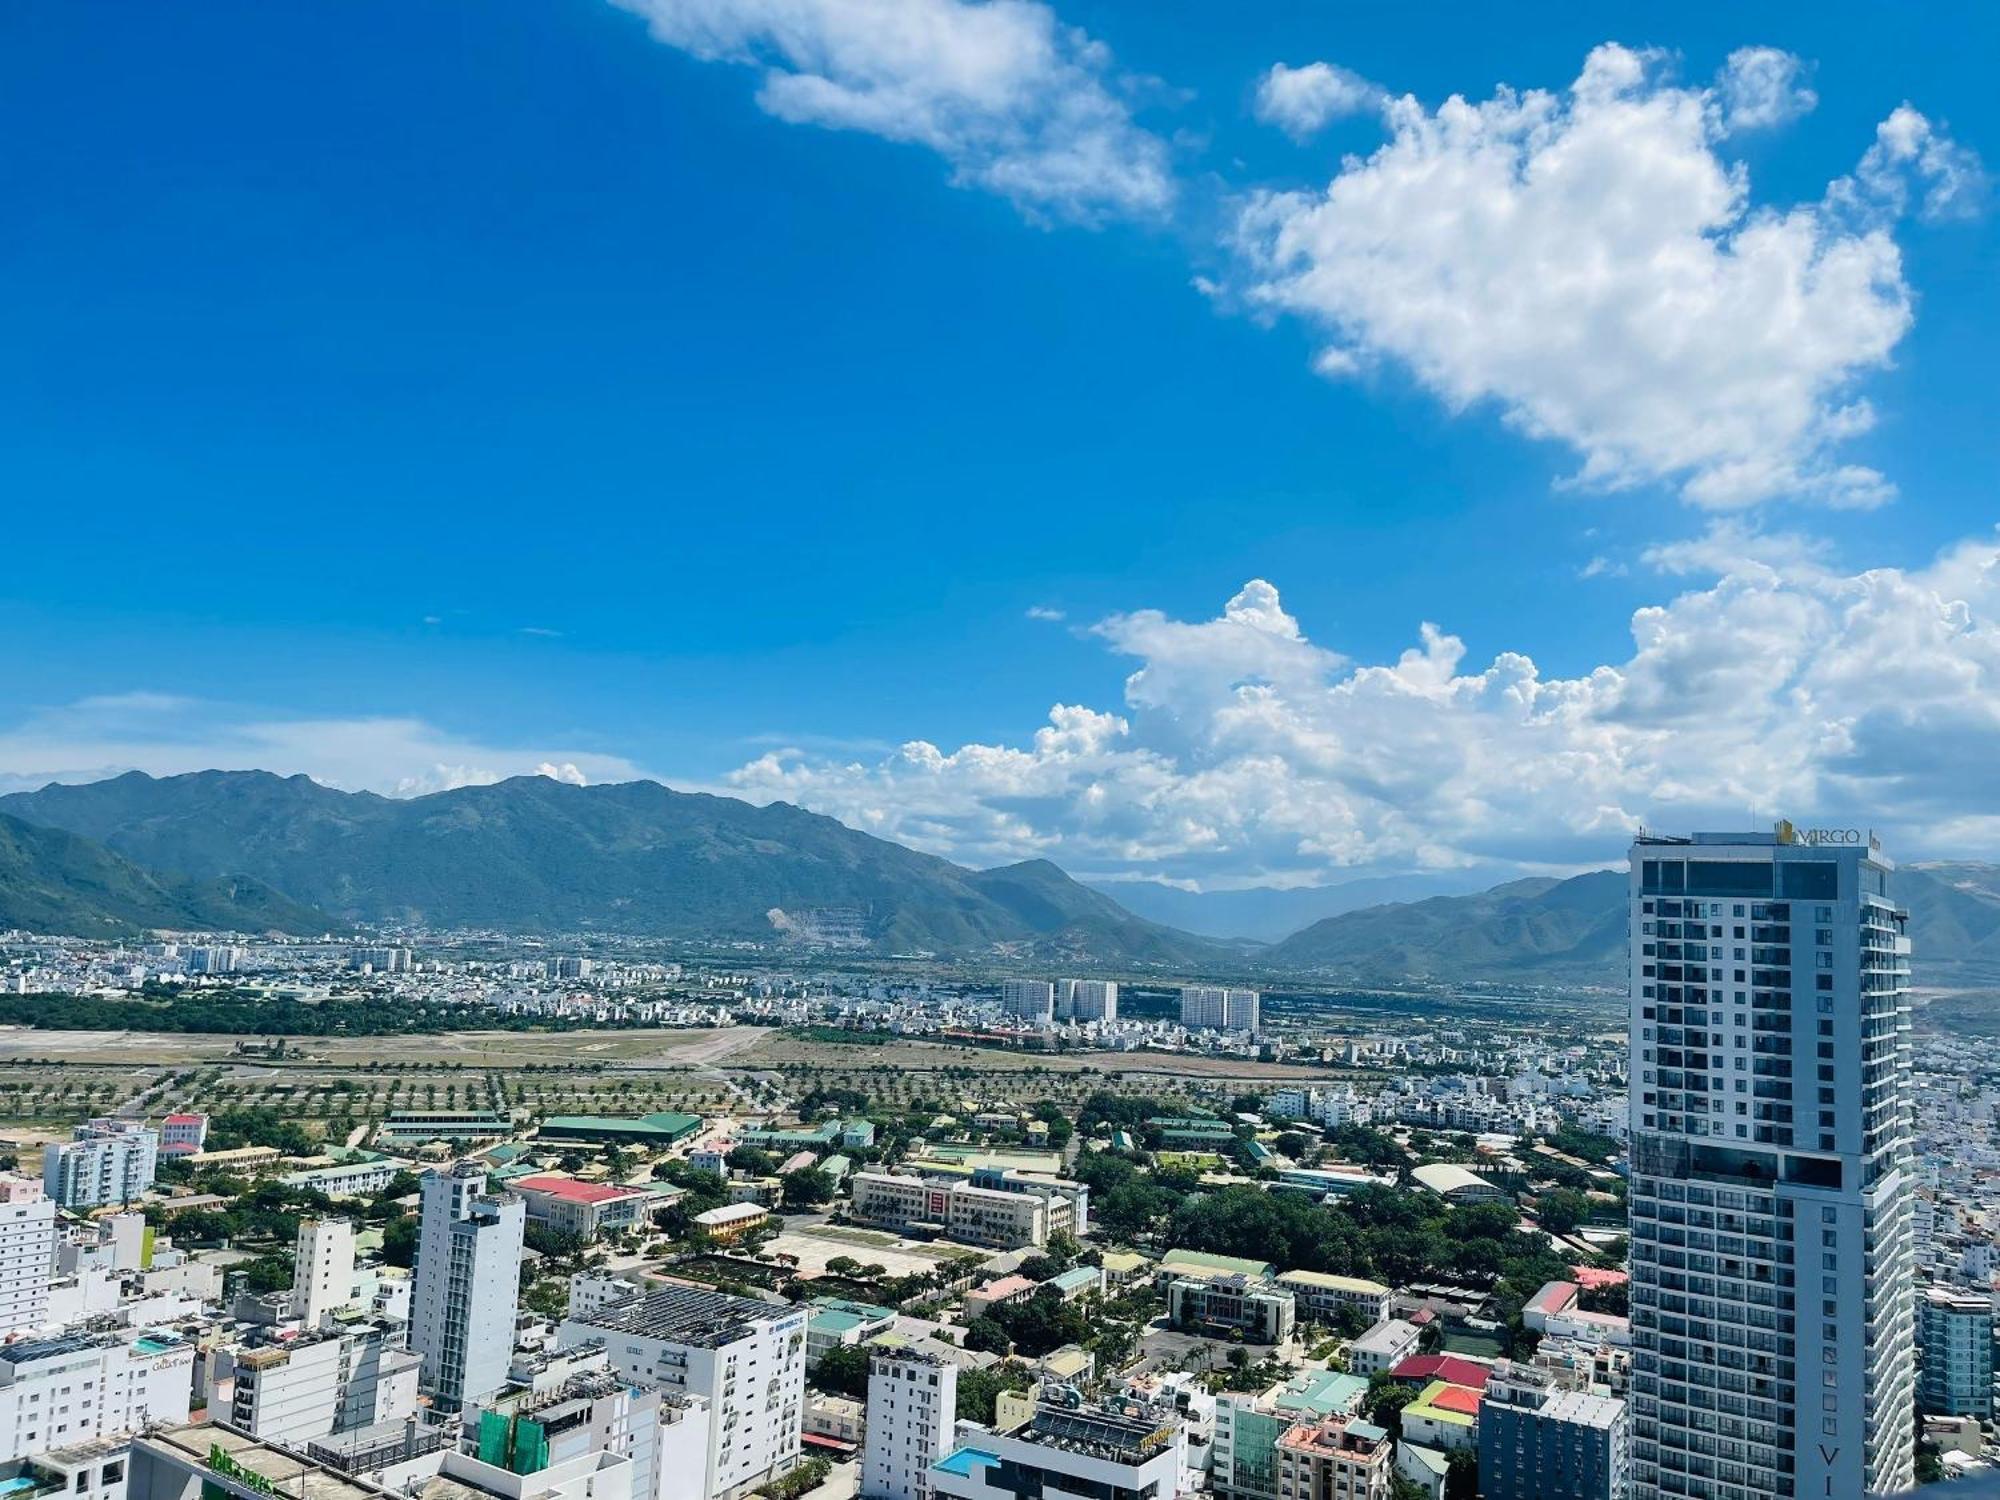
[934, 1447, 999, 1477]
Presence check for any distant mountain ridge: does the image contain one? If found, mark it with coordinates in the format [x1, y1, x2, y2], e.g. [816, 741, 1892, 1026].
[1261, 862, 2000, 991]
[0, 771, 1221, 962]
[1092, 869, 1513, 943]
[0, 811, 324, 937]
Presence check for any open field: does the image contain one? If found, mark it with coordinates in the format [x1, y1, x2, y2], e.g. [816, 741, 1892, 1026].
[767, 1225, 969, 1277]
[0, 1023, 1372, 1134]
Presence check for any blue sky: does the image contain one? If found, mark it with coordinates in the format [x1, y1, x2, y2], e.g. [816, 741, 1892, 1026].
[4, 1, 1998, 887]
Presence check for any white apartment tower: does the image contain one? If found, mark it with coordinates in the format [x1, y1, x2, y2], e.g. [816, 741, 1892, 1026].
[292, 1216, 357, 1329]
[862, 1349, 957, 1500]
[411, 1162, 525, 1414]
[1000, 981, 1055, 1024]
[1626, 829, 1915, 1500]
[1070, 980, 1118, 1023]
[557, 1284, 806, 1500]
[42, 1118, 158, 1208]
[1179, 986, 1260, 1033]
[0, 1175, 54, 1336]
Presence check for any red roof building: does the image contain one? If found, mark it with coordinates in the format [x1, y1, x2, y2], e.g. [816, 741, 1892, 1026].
[511, 1173, 653, 1239]
[1390, 1354, 1494, 1390]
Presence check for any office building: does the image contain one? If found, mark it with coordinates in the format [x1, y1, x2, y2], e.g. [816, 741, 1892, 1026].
[930, 1404, 1181, 1500]
[348, 947, 411, 973]
[512, 1176, 653, 1241]
[0, 1175, 55, 1337]
[158, 1113, 208, 1156]
[1167, 1275, 1296, 1344]
[1273, 1415, 1392, 1500]
[43, 1120, 158, 1209]
[999, 981, 1054, 1024]
[292, 1217, 357, 1328]
[1626, 829, 1916, 1499]
[1919, 1286, 1994, 1420]
[862, 1349, 958, 1500]
[1344, 1318, 1422, 1377]
[1478, 1361, 1627, 1500]
[410, 1162, 525, 1414]
[558, 1284, 806, 1500]
[0, 1331, 193, 1459]
[849, 1171, 1065, 1249]
[1275, 1271, 1391, 1329]
[1179, 986, 1260, 1033]
[1068, 980, 1117, 1023]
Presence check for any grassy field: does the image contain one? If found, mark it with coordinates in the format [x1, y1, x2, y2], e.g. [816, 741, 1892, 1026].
[0, 1023, 1373, 1135]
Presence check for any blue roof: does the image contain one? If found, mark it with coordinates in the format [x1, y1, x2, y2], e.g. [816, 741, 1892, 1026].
[934, 1448, 1000, 1478]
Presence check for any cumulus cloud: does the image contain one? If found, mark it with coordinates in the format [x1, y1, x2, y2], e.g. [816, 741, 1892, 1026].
[1226, 43, 1982, 510]
[724, 545, 2000, 881]
[612, 0, 1173, 222]
[1716, 46, 1816, 132]
[0, 696, 646, 799]
[1253, 61, 1383, 139]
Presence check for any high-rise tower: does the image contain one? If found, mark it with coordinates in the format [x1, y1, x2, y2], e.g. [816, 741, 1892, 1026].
[1625, 829, 1914, 1499]
[409, 1161, 524, 1413]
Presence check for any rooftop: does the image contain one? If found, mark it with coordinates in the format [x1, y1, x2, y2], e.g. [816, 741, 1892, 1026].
[1405, 1380, 1481, 1428]
[138, 1423, 380, 1500]
[1158, 1248, 1274, 1280]
[513, 1175, 643, 1205]
[575, 1284, 797, 1348]
[1016, 1405, 1176, 1465]
[1392, 1355, 1493, 1390]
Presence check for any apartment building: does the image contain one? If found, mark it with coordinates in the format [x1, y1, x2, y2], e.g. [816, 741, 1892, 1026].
[43, 1121, 157, 1210]
[410, 1163, 525, 1414]
[861, 1350, 957, 1500]
[0, 1175, 55, 1337]
[1179, 986, 1261, 1033]
[0, 1332, 193, 1461]
[1273, 1415, 1392, 1500]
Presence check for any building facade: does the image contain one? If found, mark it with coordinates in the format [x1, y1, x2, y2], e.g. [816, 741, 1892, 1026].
[42, 1121, 158, 1209]
[0, 1332, 193, 1459]
[1625, 830, 1916, 1499]
[1273, 1416, 1392, 1500]
[849, 1172, 1056, 1249]
[291, 1217, 357, 1329]
[1477, 1361, 1627, 1500]
[862, 1350, 957, 1500]
[410, 1163, 525, 1414]
[999, 981, 1055, 1024]
[558, 1284, 806, 1500]
[0, 1175, 55, 1337]
[1918, 1286, 1994, 1420]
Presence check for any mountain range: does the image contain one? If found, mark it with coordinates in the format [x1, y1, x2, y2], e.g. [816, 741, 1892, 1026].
[4, 770, 1997, 992]
[0, 771, 1219, 963]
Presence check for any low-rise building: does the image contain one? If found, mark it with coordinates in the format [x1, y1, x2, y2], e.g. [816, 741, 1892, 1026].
[1400, 1380, 1481, 1453]
[849, 1172, 1052, 1249]
[930, 1404, 1181, 1500]
[1276, 1271, 1391, 1328]
[1273, 1415, 1393, 1500]
[1343, 1318, 1421, 1377]
[512, 1176, 653, 1240]
[1167, 1275, 1296, 1345]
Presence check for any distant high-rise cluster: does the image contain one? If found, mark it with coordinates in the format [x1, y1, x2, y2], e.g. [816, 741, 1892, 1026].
[1180, 984, 1260, 1033]
[1000, 977, 1118, 1023]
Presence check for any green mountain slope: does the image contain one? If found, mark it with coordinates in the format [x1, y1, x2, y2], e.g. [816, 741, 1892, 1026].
[1263, 871, 1629, 984]
[0, 772, 1218, 961]
[0, 812, 325, 937]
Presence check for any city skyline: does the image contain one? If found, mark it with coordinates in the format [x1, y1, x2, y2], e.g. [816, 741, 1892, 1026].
[6, 2, 1998, 894]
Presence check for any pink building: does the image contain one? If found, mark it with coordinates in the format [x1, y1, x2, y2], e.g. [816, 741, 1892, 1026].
[160, 1112, 209, 1156]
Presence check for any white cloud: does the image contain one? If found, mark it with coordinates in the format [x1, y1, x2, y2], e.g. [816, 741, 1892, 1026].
[1025, 604, 1067, 622]
[612, 0, 1173, 222]
[1834, 103, 1989, 224]
[1716, 46, 1816, 132]
[1253, 61, 1383, 139]
[723, 544, 2000, 881]
[1226, 44, 1982, 510]
[0, 696, 646, 799]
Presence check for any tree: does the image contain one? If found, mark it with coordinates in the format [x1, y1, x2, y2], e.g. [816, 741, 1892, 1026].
[957, 1365, 1033, 1424]
[1536, 1188, 1592, 1236]
[963, 1317, 1011, 1355]
[728, 1145, 776, 1176]
[380, 1214, 419, 1269]
[780, 1168, 834, 1210]
[1364, 1374, 1417, 1438]
[810, 1344, 872, 1399]
[237, 1254, 293, 1295]
[1444, 1450, 1479, 1500]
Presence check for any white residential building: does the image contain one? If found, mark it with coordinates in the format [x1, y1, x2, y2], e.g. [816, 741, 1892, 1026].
[1179, 986, 1260, 1033]
[215, 1322, 420, 1446]
[291, 1217, 357, 1329]
[0, 1331, 194, 1461]
[1069, 980, 1118, 1023]
[849, 1171, 1059, 1249]
[1626, 830, 1916, 1500]
[0, 1175, 55, 1336]
[999, 981, 1055, 1024]
[43, 1120, 157, 1209]
[862, 1349, 957, 1500]
[468, 1358, 712, 1500]
[410, 1162, 525, 1414]
[558, 1284, 806, 1500]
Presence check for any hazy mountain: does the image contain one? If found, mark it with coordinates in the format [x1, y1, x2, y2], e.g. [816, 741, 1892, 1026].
[0, 812, 325, 937]
[0, 771, 1220, 962]
[1262, 862, 2000, 991]
[1090, 869, 1512, 943]
[1264, 871, 1630, 985]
